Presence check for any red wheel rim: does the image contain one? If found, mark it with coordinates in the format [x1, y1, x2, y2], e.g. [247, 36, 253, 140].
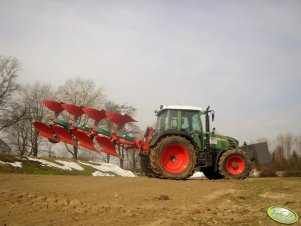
[226, 155, 245, 175]
[160, 144, 190, 174]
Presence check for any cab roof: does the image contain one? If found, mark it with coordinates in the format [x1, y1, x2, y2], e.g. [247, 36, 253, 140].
[155, 105, 203, 115]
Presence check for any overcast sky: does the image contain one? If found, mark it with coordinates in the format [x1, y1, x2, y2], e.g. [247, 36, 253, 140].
[1, 0, 300, 143]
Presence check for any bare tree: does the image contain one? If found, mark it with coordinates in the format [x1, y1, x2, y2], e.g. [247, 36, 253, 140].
[0, 56, 24, 131]
[56, 77, 106, 159]
[27, 82, 55, 156]
[6, 116, 30, 156]
[6, 82, 54, 156]
[294, 136, 301, 157]
[274, 133, 294, 160]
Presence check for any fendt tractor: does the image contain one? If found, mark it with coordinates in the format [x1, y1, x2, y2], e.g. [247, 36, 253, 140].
[33, 100, 271, 180]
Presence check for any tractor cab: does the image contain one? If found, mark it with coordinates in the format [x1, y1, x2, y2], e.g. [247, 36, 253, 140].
[150, 105, 204, 151]
[155, 105, 203, 133]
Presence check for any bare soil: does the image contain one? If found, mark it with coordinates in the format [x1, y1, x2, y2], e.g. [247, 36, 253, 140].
[0, 174, 300, 226]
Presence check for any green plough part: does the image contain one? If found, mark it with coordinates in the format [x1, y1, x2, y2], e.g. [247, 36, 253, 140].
[53, 118, 69, 129]
[93, 128, 112, 137]
[116, 132, 135, 142]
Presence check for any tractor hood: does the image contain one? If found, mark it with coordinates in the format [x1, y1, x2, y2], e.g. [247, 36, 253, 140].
[209, 134, 239, 150]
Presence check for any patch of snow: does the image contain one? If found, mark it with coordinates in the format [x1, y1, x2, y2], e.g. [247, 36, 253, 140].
[27, 157, 72, 171]
[10, 161, 22, 168]
[250, 170, 260, 177]
[91, 171, 114, 177]
[82, 163, 112, 172]
[55, 160, 84, 171]
[0, 160, 22, 168]
[79, 161, 135, 177]
[190, 172, 205, 178]
[23, 157, 135, 176]
[105, 164, 135, 177]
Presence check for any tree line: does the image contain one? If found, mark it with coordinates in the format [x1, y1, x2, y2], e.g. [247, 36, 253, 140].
[0, 56, 141, 171]
[257, 133, 301, 173]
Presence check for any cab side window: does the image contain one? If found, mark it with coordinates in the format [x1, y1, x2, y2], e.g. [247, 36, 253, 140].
[192, 113, 202, 132]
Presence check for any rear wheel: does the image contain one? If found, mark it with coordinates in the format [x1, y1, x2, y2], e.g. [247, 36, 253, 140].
[140, 154, 155, 177]
[218, 149, 251, 179]
[150, 136, 196, 179]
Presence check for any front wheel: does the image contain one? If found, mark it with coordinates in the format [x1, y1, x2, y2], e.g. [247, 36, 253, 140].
[150, 136, 196, 179]
[218, 149, 251, 179]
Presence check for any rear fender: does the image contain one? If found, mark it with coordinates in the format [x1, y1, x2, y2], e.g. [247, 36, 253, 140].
[149, 131, 196, 149]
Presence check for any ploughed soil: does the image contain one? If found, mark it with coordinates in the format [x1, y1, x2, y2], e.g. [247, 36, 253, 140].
[0, 174, 300, 226]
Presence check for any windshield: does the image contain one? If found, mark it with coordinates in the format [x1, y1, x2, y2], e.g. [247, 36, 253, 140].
[155, 110, 202, 133]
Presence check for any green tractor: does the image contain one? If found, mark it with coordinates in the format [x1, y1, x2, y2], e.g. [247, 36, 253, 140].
[141, 105, 270, 180]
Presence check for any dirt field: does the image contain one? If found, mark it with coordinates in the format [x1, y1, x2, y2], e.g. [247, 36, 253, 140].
[0, 174, 300, 226]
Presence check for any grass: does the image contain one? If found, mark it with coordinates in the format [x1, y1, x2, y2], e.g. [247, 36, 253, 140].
[0, 153, 98, 176]
[0, 153, 21, 162]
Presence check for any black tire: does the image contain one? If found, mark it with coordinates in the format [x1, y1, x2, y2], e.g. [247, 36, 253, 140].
[140, 154, 156, 177]
[150, 136, 196, 179]
[202, 167, 224, 180]
[218, 149, 251, 179]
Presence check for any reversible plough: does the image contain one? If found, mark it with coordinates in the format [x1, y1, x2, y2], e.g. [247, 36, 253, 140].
[33, 100, 153, 158]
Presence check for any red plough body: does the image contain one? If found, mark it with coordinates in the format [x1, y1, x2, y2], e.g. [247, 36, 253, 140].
[33, 100, 153, 158]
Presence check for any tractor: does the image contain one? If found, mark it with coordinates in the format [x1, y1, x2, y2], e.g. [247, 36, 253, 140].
[33, 100, 271, 180]
[140, 105, 270, 179]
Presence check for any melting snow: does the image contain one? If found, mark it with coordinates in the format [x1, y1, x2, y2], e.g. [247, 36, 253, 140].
[55, 160, 84, 171]
[104, 164, 135, 177]
[27, 157, 73, 171]
[0, 160, 22, 168]
[28, 158, 84, 171]
[91, 171, 114, 177]
[79, 161, 135, 177]
[1, 157, 135, 177]
[190, 172, 205, 178]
